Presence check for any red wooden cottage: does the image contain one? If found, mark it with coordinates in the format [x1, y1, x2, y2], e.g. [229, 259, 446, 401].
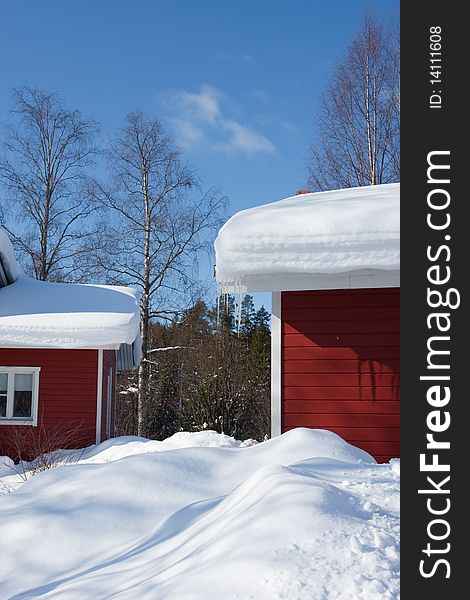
[0, 229, 140, 459]
[215, 183, 400, 462]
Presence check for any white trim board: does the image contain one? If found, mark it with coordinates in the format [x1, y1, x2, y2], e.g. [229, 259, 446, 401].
[270, 292, 282, 437]
[95, 349, 103, 445]
[106, 367, 113, 439]
[220, 269, 400, 294]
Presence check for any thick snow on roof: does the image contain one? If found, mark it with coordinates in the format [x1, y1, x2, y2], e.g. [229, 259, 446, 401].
[0, 227, 140, 349]
[0, 228, 23, 282]
[215, 183, 400, 293]
[0, 276, 139, 348]
[0, 277, 140, 349]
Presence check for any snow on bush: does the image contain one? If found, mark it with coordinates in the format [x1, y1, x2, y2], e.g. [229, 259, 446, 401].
[0, 428, 399, 599]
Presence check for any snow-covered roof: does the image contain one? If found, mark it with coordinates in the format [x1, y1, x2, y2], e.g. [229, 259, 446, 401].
[0, 278, 140, 349]
[0, 228, 23, 283]
[215, 183, 400, 293]
[0, 229, 140, 349]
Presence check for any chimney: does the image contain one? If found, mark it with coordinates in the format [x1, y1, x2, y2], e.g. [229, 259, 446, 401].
[295, 189, 311, 196]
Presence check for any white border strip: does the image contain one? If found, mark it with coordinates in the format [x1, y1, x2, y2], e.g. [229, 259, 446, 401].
[218, 269, 400, 294]
[95, 349, 103, 445]
[271, 291, 282, 437]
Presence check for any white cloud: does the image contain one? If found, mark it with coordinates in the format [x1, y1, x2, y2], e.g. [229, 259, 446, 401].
[171, 119, 203, 148]
[164, 85, 275, 156]
[219, 119, 275, 154]
[250, 90, 270, 104]
[216, 52, 256, 66]
[178, 85, 221, 124]
[241, 53, 256, 66]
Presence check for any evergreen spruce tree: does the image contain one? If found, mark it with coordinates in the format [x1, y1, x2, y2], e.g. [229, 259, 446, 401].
[239, 295, 256, 340]
[253, 306, 270, 331]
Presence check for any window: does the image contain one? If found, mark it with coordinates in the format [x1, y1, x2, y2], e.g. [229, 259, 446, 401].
[0, 367, 40, 425]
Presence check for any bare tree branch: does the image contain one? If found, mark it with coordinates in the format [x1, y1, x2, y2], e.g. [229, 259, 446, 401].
[0, 86, 99, 281]
[307, 14, 399, 191]
[94, 111, 227, 435]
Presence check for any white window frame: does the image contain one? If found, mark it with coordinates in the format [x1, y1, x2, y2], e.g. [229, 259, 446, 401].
[0, 366, 40, 426]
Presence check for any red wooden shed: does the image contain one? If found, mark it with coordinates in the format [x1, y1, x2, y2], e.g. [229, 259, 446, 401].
[0, 230, 140, 459]
[215, 183, 400, 462]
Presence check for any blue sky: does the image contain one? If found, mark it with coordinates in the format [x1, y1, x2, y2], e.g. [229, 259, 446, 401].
[1, 0, 398, 309]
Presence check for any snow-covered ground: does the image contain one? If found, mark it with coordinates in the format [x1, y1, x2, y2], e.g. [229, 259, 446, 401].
[0, 428, 400, 599]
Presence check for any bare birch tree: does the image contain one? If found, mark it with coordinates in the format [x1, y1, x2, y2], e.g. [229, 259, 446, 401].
[0, 87, 98, 281]
[96, 112, 226, 436]
[307, 14, 399, 191]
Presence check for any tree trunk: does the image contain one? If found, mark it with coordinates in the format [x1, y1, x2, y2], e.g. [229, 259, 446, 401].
[137, 306, 149, 436]
[137, 168, 151, 437]
[39, 189, 51, 281]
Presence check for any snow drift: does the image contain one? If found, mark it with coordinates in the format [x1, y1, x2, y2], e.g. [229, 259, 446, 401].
[0, 428, 400, 599]
[215, 183, 400, 293]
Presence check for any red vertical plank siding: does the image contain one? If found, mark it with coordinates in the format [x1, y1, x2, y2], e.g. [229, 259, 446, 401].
[101, 350, 116, 441]
[281, 288, 400, 463]
[0, 348, 98, 458]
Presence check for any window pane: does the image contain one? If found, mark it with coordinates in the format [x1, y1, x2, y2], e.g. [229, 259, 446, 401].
[0, 373, 7, 418]
[14, 374, 33, 392]
[0, 373, 7, 394]
[13, 373, 33, 418]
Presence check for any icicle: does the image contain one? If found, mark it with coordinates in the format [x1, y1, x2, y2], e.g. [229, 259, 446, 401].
[216, 293, 220, 329]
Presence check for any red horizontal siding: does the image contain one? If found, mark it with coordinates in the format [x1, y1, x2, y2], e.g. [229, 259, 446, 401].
[282, 290, 399, 309]
[283, 347, 400, 360]
[284, 387, 398, 400]
[284, 373, 399, 387]
[284, 400, 400, 414]
[283, 320, 400, 335]
[0, 348, 98, 459]
[284, 333, 399, 347]
[281, 288, 400, 463]
[283, 412, 399, 427]
[284, 359, 400, 374]
[283, 306, 400, 322]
